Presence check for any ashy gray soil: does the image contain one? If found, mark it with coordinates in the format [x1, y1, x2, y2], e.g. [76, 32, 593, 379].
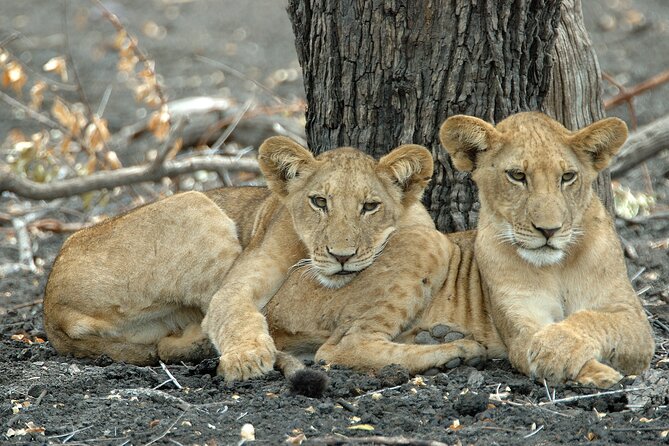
[1, 1, 668, 445]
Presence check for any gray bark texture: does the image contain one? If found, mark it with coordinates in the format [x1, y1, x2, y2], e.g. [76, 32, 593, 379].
[540, 0, 613, 211]
[287, 0, 611, 232]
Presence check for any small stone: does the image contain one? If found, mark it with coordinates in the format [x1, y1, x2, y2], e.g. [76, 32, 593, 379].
[415, 331, 438, 345]
[466, 370, 485, 389]
[430, 324, 451, 338]
[444, 331, 465, 343]
[27, 384, 46, 398]
[422, 367, 441, 376]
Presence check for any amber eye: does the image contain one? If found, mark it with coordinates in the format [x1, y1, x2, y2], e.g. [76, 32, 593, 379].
[561, 171, 577, 184]
[361, 202, 380, 214]
[310, 196, 328, 210]
[506, 170, 526, 183]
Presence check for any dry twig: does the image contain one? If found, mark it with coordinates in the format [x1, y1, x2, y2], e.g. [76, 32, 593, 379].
[538, 386, 646, 406]
[0, 156, 259, 200]
[605, 69, 669, 110]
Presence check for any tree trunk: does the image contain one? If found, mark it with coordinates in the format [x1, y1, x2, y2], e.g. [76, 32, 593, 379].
[287, 0, 610, 231]
[540, 0, 613, 211]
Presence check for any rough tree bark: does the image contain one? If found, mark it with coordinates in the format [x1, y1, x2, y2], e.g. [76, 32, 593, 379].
[540, 0, 613, 210]
[287, 0, 613, 232]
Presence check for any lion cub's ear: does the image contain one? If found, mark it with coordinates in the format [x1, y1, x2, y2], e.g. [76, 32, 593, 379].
[378, 144, 434, 205]
[439, 115, 498, 172]
[569, 117, 628, 171]
[258, 136, 316, 196]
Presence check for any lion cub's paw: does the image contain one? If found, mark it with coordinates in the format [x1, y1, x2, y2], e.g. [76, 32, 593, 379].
[217, 333, 277, 381]
[574, 359, 623, 389]
[526, 324, 598, 384]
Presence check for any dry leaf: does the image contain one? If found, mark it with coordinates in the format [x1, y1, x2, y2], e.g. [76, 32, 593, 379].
[449, 419, 462, 431]
[105, 151, 122, 170]
[411, 376, 426, 386]
[3, 61, 27, 93]
[586, 431, 598, 441]
[42, 56, 68, 82]
[347, 424, 374, 431]
[84, 116, 111, 151]
[30, 81, 47, 110]
[240, 423, 255, 441]
[147, 106, 171, 141]
[148, 419, 160, 428]
[285, 433, 306, 444]
[51, 98, 81, 136]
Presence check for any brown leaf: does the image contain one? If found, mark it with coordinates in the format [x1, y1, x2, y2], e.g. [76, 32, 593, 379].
[42, 56, 68, 82]
[3, 61, 27, 93]
[30, 81, 47, 110]
[147, 107, 171, 141]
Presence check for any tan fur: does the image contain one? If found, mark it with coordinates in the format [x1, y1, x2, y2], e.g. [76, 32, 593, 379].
[265, 112, 654, 387]
[43, 137, 435, 381]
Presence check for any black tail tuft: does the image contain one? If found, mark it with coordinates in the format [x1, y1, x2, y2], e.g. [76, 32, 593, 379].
[288, 369, 329, 398]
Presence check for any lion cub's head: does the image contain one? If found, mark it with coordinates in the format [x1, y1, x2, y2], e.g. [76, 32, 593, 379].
[440, 112, 627, 267]
[258, 136, 433, 288]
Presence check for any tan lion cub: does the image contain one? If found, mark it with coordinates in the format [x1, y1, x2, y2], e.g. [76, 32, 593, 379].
[44, 136, 437, 382]
[265, 112, 655, 388]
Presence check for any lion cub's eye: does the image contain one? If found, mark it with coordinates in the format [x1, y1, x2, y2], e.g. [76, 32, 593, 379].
[361, 202, 380, 214]
[310, 196, 328, 210]
[506, 170, 526, 184]
[561, 171, 577, 184]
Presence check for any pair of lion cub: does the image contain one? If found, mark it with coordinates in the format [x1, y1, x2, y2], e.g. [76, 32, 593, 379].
[43, 112, 654, 390]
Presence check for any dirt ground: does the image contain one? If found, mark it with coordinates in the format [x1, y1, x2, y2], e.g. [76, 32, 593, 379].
[1, 1, 668, 445]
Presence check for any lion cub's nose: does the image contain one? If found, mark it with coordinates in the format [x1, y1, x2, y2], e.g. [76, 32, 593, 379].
[327, 248, 356, 265]
[533, 224, 560, 240]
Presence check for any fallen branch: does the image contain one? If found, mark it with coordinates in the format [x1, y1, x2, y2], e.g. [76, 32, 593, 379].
[0, 156, 260, 200]
[611, 114, 669, 178]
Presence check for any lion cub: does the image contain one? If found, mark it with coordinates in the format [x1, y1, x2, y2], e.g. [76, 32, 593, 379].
[43, 136, 436, 381]
[265, 112, 655, 388]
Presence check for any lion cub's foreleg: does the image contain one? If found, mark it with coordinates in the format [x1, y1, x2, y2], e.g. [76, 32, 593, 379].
[525, 306, 654, 388]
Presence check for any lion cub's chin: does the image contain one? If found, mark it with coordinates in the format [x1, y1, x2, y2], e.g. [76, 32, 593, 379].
[517, 247, 565, 267]
[316, 271, 359, 289]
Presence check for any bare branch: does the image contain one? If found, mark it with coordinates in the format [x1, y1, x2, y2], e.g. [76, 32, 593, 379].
[0, 156, 260, 200]
[605, 69, 669, 110]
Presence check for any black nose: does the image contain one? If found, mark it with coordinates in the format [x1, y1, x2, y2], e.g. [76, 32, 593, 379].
[327, 248, 355, 265]
[533, 224, 560, 239]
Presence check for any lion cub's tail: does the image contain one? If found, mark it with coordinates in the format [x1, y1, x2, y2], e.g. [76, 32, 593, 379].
[275, 351, 329, 398]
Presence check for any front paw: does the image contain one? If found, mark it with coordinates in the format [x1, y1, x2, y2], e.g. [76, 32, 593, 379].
[217, 333, 277, 381]
[526, 324, 598, 384]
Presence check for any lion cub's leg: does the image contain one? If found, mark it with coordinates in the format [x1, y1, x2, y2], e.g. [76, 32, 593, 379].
[525, 307, 654, 388]
[157, 323, 217, 363]
[315, 228, 486, 373]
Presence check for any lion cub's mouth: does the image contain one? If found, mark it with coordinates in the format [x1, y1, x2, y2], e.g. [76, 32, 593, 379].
[335, 270, 357, 276]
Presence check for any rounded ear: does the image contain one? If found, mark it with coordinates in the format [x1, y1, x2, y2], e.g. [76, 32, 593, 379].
[377, 144, 433, 205]
[569, 117, 628, 172]
[439, 115, 498, 172]
[258, 136, 315, 196]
